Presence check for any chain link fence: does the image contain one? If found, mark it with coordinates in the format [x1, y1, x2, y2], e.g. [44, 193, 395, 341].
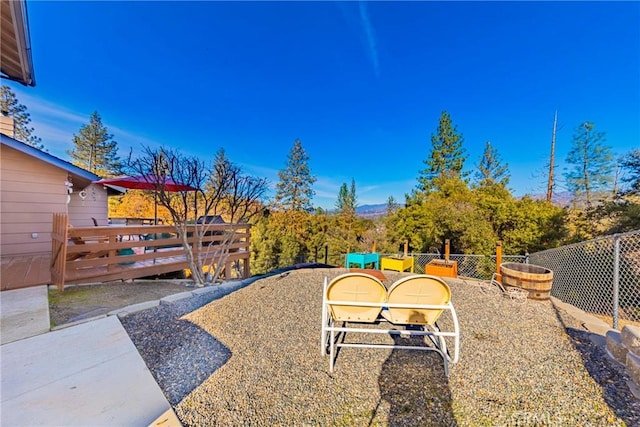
[529, 230, 640, 329]
[308, 250, 526, 279]
[302, 232, 640, 330]
[410, 253, 525, 280]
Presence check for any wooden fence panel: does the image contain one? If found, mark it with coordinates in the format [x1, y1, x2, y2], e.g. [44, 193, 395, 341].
[52, 217, 251, 290]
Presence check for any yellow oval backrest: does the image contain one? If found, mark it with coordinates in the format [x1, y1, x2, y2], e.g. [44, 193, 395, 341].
[386, 275, 451, 325]
[326, 273, 386, 322]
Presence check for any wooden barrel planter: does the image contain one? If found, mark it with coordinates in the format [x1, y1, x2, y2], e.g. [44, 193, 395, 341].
[500, 262, 554, 300]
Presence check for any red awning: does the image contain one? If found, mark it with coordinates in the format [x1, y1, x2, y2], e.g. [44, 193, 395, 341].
[94, 175, 197, 192]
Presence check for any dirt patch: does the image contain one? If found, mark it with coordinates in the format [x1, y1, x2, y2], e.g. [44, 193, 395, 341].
[48, 280, 194, 327]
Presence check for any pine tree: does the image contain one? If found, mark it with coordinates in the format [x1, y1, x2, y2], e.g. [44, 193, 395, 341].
[564, 121, 613, 207]
[336, 178, 357, 214]
[205, 148, 236, 214]
[475, 141, 510, 187]
[0, 84, 45, 150]
[417, 111, 468, 192]
[620, 149, 640, 195]
[386, 195, 399, 213]
[274, 139, 316, 211]
[349, 179, 357, 211]
[68, 111, 122, 177]
[336, 183, 349, 212]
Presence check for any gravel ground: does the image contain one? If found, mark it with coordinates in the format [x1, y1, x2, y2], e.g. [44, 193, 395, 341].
[121, 268, 640, 426]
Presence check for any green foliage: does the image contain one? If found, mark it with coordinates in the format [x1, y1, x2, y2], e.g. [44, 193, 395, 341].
[581, 194, 640, 235]
[68, 111, 123, 177]
[387, 176, 568, 258]
[386, 195, 400, 214]
[274, 139, 316, 212]
[501, 197, 567, 253]
[620, 149, 640, 195]
[564, 121, 614, 207]
[471, 185, 566, 254]
[429, 188, 495, 255]
[386, 195, 434, 253]
[472, 184, 513, 236]
[331, 178, 370, 258]
[416, 111, 468, 193]
[0, 84, 44, 150]
[243, 117, 626, 277]
[392, 177, 491, 254]
[610, 197, 640, 232]
[307, 210, 329, 258]
[250, 210, 314, 274]
[332, 213, 374, 252]
[249, 217, 280, 274]
[336, 178, 357, 214]
[474, 141, 510, 187]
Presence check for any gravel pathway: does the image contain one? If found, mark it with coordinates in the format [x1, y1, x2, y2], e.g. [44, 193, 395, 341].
[121, 268, 640, 426]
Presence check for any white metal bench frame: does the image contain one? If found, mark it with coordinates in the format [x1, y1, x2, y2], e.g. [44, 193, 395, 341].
[321, 274, 460, 375]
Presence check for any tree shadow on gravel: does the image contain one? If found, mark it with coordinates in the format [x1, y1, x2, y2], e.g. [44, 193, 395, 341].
[563, 327, 640, 425]
[375, 335, 456, 426]
[120, 294, 233, 405]
[120, 267, 333, 406]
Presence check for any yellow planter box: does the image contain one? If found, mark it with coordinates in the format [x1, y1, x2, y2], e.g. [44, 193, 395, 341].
[381, 256, 414, 273]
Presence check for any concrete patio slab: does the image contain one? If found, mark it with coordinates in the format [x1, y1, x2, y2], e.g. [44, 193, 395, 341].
[0, 285, 50, 345]
[1, 315, 171, 426]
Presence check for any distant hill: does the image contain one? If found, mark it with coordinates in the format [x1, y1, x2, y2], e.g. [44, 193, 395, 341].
[353, 192, 573, 220]
[356, 204, 388, 218]
[527, 191, 573, 207]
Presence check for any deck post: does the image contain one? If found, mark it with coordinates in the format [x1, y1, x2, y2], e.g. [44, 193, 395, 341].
[244, 226, 251, 278]
[244, 257, 250, 278]
[107, 234, 117, 272]
[50, 213, 68, 291]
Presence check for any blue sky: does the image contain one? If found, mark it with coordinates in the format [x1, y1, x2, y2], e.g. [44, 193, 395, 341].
[7, 1, 640, 209]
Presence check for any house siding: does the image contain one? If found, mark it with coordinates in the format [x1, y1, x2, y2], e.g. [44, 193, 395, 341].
[68, 184, 109, 227]
[0, 145, 108, 257]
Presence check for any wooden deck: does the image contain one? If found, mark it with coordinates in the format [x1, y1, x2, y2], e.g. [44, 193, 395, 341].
[0, 254, 51, 291]
[1, 215, 252, 291]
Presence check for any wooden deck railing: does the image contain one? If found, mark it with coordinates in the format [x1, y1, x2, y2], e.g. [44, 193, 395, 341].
[51, 213, 251, 290]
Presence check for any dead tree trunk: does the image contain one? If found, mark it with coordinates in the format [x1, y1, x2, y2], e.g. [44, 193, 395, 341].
[546, 110, 558, 203]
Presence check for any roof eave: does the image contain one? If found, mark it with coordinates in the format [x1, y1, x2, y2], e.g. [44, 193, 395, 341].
[1, 0, 36, 87]
[1, 133, 99, 185]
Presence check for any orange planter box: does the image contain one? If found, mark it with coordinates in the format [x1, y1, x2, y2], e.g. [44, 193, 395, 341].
[425, 259, 458, 278]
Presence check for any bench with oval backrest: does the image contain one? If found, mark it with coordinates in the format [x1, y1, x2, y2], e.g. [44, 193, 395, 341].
[321, 273, 460, 375]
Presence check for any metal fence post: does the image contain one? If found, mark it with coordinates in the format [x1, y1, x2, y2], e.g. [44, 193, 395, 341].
[612, 235, 620, 330]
